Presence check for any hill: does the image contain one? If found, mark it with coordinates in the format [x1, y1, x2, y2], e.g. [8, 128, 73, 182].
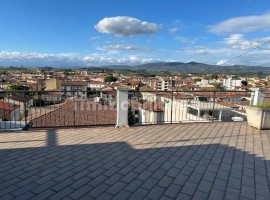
[98, 62, 270, 74]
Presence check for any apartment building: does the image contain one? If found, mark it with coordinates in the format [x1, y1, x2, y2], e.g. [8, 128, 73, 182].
[88, 81, 106, 90]
[150, 79, 175, 91]
[61, 81, 87, 98]
[45, 78, 62, 90]
[223, 76, 242, 90]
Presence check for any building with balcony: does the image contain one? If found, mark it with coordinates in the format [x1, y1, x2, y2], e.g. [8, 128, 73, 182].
[223, 76, 243, 90]
[61, 81, 87, 98]
[150, 79, 175, 91]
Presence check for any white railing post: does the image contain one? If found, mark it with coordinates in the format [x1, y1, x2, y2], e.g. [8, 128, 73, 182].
[250, 88, 264, 106]
[116, 87, 129, 128]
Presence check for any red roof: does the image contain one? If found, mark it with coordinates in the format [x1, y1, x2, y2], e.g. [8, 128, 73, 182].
[61, 81, 87, 86]
[0, 101, 20, 111]
[88, 81, 106, 85]
[30, 100, 116, 127]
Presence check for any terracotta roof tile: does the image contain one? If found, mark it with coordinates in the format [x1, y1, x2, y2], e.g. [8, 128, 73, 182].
[30, 100, 116, 127]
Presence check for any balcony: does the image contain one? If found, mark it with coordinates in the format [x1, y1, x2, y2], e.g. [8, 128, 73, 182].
[1, 122, 270, 199]
[1, 88, 270, 199]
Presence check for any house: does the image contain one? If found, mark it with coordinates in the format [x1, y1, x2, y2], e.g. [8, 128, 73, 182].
[0, 82, 10, 90]
[6, 94, 33, 117]
[99, 90, 117, 106]
[41, 92, 62, 104]
[0, 101, 20, 121]
[140, 88, 165, 103]
[129, 81, 141, 90]
[45, 78, 62, 90]
[149, 79, 175, 91]
[197, 79, 218, 88]
[223, 76, 243, 90]
[61, 81, 88, 98]
[130, 100, 165, 125]
[92, 75, 108, 82]
[88, 81, 106, 90]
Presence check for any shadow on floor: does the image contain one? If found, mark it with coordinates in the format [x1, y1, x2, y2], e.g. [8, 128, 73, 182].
[0, 129, 270, 200]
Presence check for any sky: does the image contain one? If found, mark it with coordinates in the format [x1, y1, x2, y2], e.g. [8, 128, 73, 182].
[0, 0, 270, 67]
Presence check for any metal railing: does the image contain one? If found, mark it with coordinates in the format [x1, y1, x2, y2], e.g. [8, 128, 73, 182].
[0, 90, 117, 129]
[0, 89, 254, 130]
[128, 90, 253, 125]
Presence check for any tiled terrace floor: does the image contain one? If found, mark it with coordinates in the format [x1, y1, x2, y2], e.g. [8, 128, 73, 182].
[1, 122, 270, 200]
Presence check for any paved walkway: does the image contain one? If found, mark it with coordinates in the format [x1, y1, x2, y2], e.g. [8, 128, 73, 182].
[0, 122, 270, 199]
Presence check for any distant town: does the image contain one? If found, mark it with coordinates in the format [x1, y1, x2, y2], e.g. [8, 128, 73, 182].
[0, 65, 268, 128]
[0, 65, 268, 92]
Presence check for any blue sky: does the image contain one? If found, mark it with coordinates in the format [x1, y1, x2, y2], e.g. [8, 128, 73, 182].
[1, 0, 270, 67]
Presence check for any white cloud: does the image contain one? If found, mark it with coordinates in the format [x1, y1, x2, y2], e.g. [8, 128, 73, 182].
[169, 28, 178, 34]
[209, 12, 270, 34]
[95, 16, 161, 37]
[82, 54, 158, 65]
[216, 60, 228, 65]
[97, 44, 151, 52]
[195, 49, 209, 55]
[0, 51, 161, 66]
[0, 51, 77, 61]
[0, 51, 81, 67]
[225, 34, 270, 50]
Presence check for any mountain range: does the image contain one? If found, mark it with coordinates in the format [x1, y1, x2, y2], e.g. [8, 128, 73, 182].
[100, 62, 270, 74]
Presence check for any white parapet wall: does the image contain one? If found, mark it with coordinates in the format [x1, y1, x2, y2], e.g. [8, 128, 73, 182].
[0, 121, 27, 131]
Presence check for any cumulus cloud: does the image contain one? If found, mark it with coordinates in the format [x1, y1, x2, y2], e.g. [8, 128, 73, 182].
[209, 12, 270, 34]
[225, 34, 270, 50]
[0, 51, 80, 67]
[169, 28, 178, 34]
[0, 51, 161, 66]
[95, 16, 161, 37]
[97, 44, 150, 52]
[216, 59, 228, 65]
[82, 54, 158, 65]
[0, 51, 77, 61]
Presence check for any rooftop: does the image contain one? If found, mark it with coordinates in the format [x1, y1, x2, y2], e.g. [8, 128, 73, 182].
[0, 101, 20, 111]
[9, 94, 33, 102]
[61, 81, 87, 86]
[1, 122, 270, 199]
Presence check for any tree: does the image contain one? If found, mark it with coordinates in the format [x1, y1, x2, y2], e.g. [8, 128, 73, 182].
[128, 106, 136, 125]
[134, 88, 142, 100]
[210, 74, 218, 79]
[193, 78, 201, 83]
[9, 85, 30, 91]
[104, 76, 118, 82]
[213, 84, 224, 90]
[33, 98, 45, 107]
[241, 80, 248, 86]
